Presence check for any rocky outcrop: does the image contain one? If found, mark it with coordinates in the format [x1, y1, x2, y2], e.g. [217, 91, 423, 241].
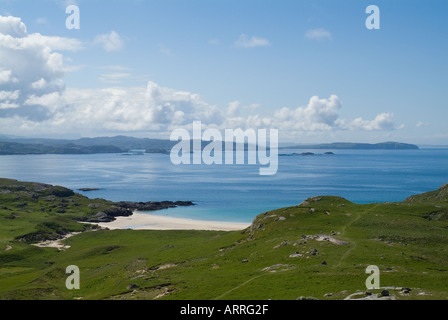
[50, 186, 75, 198]
[116, 200, 195, 212]
[104, 206, 133, 218]
[87, 200, 196, 223]
[90, 212, 114, 223]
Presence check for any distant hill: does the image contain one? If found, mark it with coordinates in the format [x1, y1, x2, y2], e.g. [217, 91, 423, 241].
[283, 142, 419, 150]
[0, 136, 177, 155]
[0, 136, 419, 155]
[0, 136, 260, 155]
[0, 135, 176, 149]
[75, 136, 177, 150]
[0, 141, 123, 155]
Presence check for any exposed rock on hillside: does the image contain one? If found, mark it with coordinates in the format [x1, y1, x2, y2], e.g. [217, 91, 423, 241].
[404, 183, 448, 202]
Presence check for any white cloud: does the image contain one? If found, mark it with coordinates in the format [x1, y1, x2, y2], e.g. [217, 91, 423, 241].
[29, 34, 83, 51]
[271, 95, 341, 131]
[349, 113, 399, 131]
[0, 102, 19, 110]
[0, 16, 81, 88]
[31, 78, 47, 90]
[24, 92, 64, 112]
[416, 121, 430, 127]
[0, 69, 13, 84]
[1, 81, 223, 135]
[227, 101, 241, 117]
[235, 34, 271, 48]
[0, 90, 19, 101]
[305, 28, 332, 41]
[94, 31, 123, 52]
[0, 17, 82, 52]
[0, 78, 403, 138]
[0, 16, 27, 37]
[267, 96, 401, 134]
[0, 14, 77, 121]
[227, 101, 261, 118]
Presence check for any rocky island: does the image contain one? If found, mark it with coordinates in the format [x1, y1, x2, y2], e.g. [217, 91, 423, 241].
[282, 142, 419, 150]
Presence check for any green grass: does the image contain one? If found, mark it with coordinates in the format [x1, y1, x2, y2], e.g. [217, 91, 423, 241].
[1, 178, 448, 300]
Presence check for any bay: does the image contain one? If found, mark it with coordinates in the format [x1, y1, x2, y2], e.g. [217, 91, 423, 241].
[0, 148, 447, 223]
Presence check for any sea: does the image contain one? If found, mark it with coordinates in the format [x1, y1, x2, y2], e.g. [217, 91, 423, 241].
[0, 148, 447, 223]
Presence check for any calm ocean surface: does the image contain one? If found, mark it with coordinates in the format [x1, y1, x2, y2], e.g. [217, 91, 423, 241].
[0, 148, 447, 223]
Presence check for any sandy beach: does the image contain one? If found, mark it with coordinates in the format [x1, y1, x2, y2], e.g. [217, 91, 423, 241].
[95, 211, 251, 231]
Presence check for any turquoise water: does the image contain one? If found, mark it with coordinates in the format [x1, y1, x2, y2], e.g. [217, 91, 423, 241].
[0, 148, 447, 223]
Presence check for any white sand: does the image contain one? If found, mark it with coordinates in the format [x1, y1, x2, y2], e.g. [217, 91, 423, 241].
[32, 232, 82, 250]
[95, 212, 251, 231]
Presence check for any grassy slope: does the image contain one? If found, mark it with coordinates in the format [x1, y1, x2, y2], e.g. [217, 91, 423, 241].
[0, 178, 447, 300]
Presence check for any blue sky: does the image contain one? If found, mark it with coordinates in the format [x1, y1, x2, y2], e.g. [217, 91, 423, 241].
[0, 0, 447, 144]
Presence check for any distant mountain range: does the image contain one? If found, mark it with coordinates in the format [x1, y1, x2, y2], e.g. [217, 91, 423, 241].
[0, 136, 177, 155]
[0, 135, 419, 155]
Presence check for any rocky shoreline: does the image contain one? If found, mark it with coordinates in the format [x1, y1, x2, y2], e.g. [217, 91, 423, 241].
[83, 200, 196, 223]
[0, 179, 196, 236]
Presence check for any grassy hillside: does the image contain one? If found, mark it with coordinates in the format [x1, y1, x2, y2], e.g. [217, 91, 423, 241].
[1, 178, 447, 300]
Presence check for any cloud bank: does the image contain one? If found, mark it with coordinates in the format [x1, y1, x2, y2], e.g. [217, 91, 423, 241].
[0, 15, 402, 139]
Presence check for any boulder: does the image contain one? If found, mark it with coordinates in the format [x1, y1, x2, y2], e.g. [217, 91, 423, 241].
[401, 287, 411, 294]
[127, 284, 139, 290]
[89, 212, 114, 223]
[380, 289, 390, 297]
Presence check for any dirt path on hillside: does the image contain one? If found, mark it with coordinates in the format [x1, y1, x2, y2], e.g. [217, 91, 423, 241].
[335, 204, 380, 267]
